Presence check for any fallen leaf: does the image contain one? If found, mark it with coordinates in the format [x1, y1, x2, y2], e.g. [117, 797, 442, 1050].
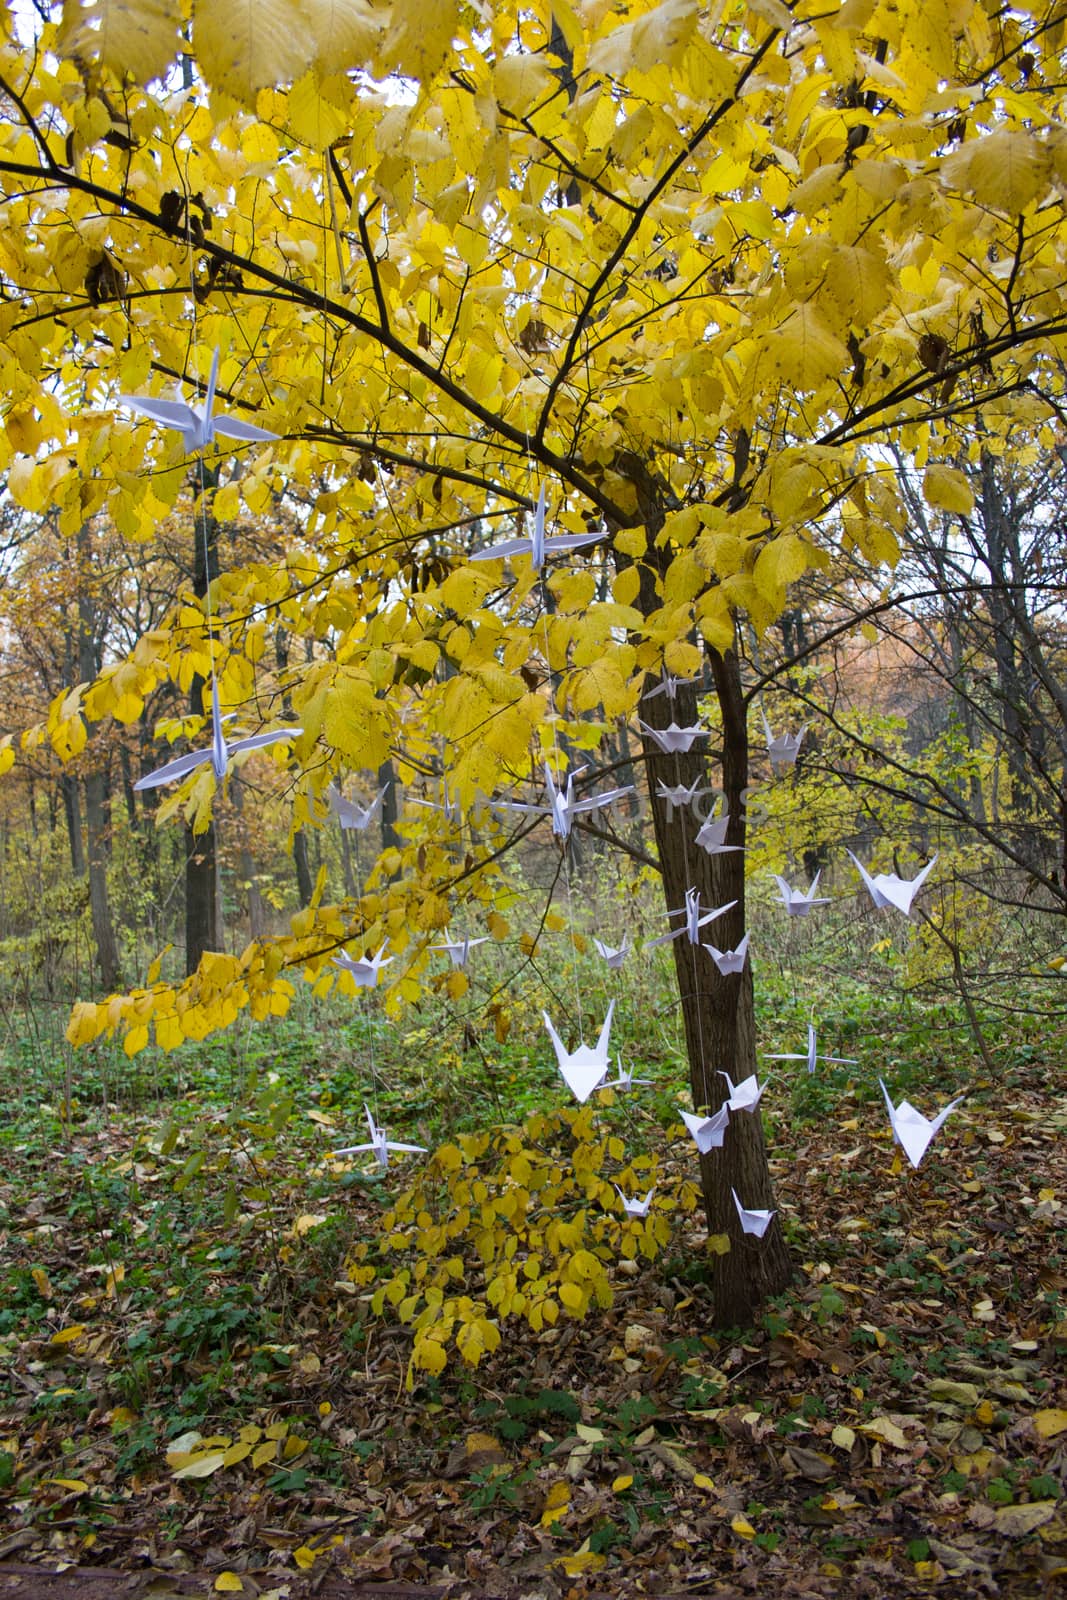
[994, 1501, 1057, 1538]
[215, 1576, 245, 1594]
[541, 1480, 570, 1529]
[171, 1451, 228, 1480]
[1034, 1408, 1067, 1439]
[928, 1380, 980, 1408]
[860, 1416, 910, 1450]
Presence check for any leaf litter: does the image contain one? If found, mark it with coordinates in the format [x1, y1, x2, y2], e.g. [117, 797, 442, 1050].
[0, 1070, 1064, 1598]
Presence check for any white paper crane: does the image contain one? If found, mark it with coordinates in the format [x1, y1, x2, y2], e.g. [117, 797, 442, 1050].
[330, 1103, 427, 1172]
[847, 850, 938, 916]
[543, 1001, 615, 1102]
[695, 812, 744, 856]
[720, 1070, 768, 1113]
[637, 719, 708, 755]
[774, 873, 831, 916]
[133, 675, 300, 790]
[120, 348, 278, 455]
[329, 783, 389, 831]
[657, 777, 712, 809]
[704, 932, 750, 976]
[469, 483, 604, 569]
[498, 763, 633, 840]
[615, 1186, 656, 1217]
[644, 671, 697, 703]
[603, 1056, 652, 1092]
[762, 711, 805, 772]
[409, 783, 463, 825]
[333, 944, 393, 989]
[879, 1079, 964, 1168]
[732, 1188, 776, 1238]
[681, 1105, 730, 1152]
[430, 932, 488, 969]
[765, 1022, 858, 1075]
[648, 888, 737, 948]
[594, 937, 631, 971]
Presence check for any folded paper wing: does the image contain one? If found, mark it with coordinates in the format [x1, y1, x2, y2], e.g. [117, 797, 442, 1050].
[681, 1105, 730, 1152]
[615, 1186, 655, 1217]
[543, 1000, 615, 1102]
[704, 933, 750, 976]
[848, 851, 938, 916]
[880, 1078, 964, 1167]
[732, 1188, 776, 1237]
[720, 1070, 768, 1113]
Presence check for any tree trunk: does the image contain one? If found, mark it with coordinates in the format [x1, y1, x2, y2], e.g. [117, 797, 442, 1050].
[638, 651, 793, 1325]
[185, 469, 220, 973]
[61, 773, 86, 877]
[293, 826, 313, 907]
[84, 767, 121, 990]
[76, 524, 121, 991]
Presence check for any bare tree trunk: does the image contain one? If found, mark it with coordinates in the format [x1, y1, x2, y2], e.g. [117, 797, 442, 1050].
[61, 773, 85, 877]
[76, 525, 121, 991]
[230, 771, 266, 939]
[185, 469, 220, 972]
[638, 649, 793, 1325]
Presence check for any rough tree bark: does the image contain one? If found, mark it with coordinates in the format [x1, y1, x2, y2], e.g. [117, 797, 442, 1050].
[185, 472, 219, 973]
[76, 525, 121, 991]
[614, 474, 794, 1325]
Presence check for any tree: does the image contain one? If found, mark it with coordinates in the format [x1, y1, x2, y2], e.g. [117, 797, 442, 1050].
[5, 0, 1067, 1324]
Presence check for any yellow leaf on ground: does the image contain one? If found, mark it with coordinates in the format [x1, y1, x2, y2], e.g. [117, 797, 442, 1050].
[293, 1546, 318, 1570]
[860, 1416, 910, 1450]
[612, 1474, 634, 1493]
[1035, 1409, 1067, 1439]
[46, 1478, 88, 1492]
[215, 1576, 245, 1594]
[171, 1451, 228, 1480]
[731, 1515, 756, 1538]
[541, 1480, 570, 1529]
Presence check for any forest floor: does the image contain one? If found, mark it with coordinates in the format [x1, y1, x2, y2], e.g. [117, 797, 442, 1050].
[0, 988, 1065, 1600]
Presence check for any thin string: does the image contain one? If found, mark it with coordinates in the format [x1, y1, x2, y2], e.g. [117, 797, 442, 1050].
[669, 732, 713, 1105]
[534, 480, 587, 1043]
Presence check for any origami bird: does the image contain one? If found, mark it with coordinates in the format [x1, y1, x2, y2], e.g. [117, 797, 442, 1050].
[681, 1105, 730, 1152]
[120, 347, 278, 455]
[847, 850, 938, 916]
[764, 1022, 857, 1075]
[879, 1079, 964, 1168]
[409, 784, 463, 825]
[719, 1070, 768, 1113]
[732, 1188, 776, 1238]
[543, 1001, 615, 1102]
[430, 933, 489, 969]
[470, 483, 604, 568]
[603, 1056, 652, 1091]
[762, 711, 805, 772]
[704, 932, 750, 976]
[648, 887, 737, 948]
[330, 1103, 427, 1172]
[643, 671, 697, 703]
[637, 719, 708, 755]
[615, 1186, 656, 1217]
[774, 873, 831, 916]
[695, 812, 744, 856]
[333, 944, 394, 989]
[594, 937, 631, 970]
[656, 777, 712, 810]
[329, 784, 389, 831]
[133, 675, 299, 790]
[498, 763, 634, 840]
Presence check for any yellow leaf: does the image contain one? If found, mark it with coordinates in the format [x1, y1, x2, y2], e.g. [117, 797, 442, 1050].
[57, 0, 183, 83]
[693, 1472, 715, 1491]
[923, 465, 974, 516]
[556, 1542, 606, 1576]
[1035, 1409, 1067, 1439]
[46, 1478, 88, 1492]
[215, 1576, 245, 1594]
[859, 1416, 909, 1450]
[762, 303, 849, 392]
[731, 1514, 756, 1538]
[612, 1474, 634, 1493]
[171, 1450, 228, 1480]
[252, 1441, 278, 1468]
[194, 0, 315, 105]
[293, 1546, 318, 1570]
[541, 1480, 570, 1528]
[50, 1325, 87, 1345]
[287, 70, 350, 150]
[706, 1233, 731, 1255]
[941, 129, 1051, 214]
